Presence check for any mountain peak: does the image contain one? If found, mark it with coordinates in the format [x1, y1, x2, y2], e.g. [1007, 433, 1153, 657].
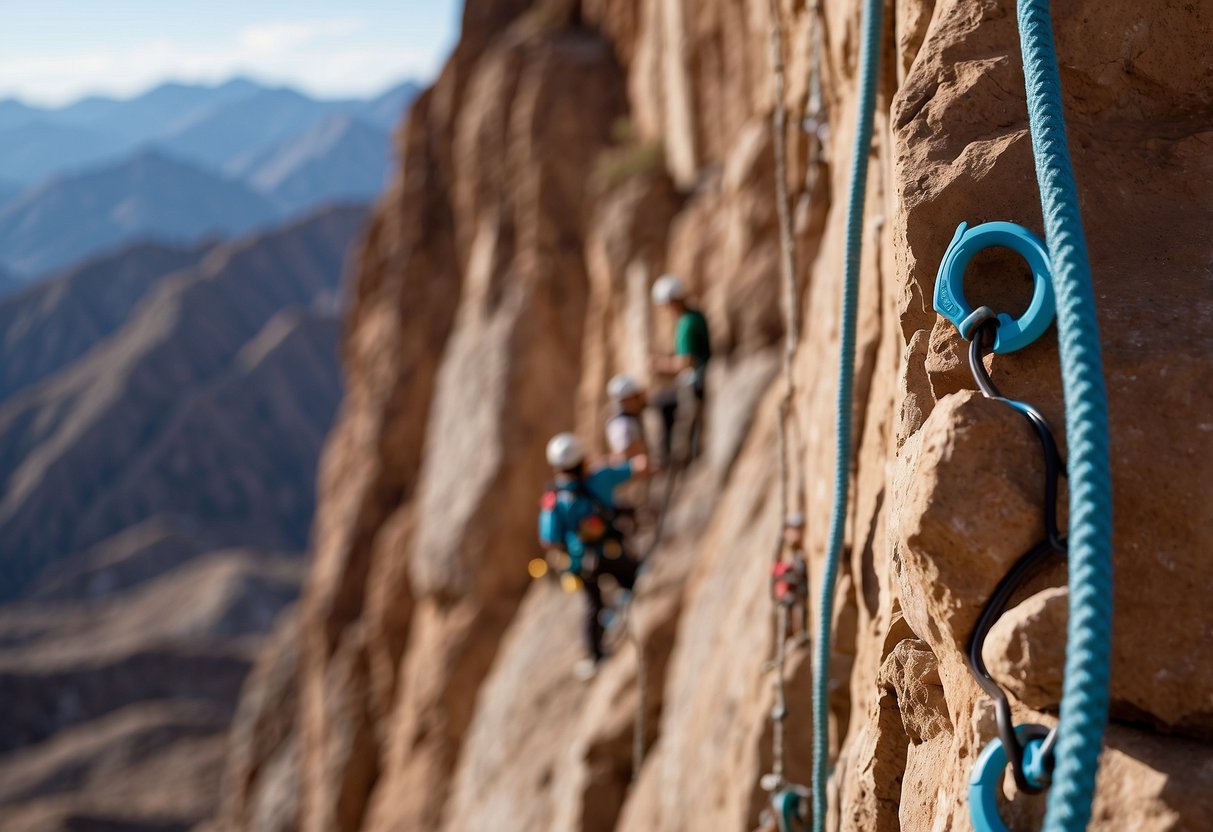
[218, 77, 264, 95]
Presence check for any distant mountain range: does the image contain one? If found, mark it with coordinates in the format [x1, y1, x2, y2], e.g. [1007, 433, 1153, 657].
[0, 122, 131, 185]
[0, 239, 214, 401]
[160, 87, 355, 172]
[0, 194, 366, 830]
[0, 204, 366, 599]
[0, 151, 279, 276]
[230, 113, 396, 213]
[0, 77, 415, 280]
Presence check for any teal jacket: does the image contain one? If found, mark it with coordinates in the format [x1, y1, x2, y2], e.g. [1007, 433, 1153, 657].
[538, 462, 633, 573]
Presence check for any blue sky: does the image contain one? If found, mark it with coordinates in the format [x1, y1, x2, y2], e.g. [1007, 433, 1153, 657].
[0, 0, 463, 104]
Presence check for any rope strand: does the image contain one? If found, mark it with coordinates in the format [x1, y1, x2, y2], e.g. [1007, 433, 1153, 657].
[811, 0, 883, 828]
[766, 0, 798, 785]
[625, 607, 647, 782]
[1016, 1, 1113, 829]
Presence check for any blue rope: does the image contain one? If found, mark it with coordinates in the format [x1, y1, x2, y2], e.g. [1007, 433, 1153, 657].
[1017, 1, 1113, 829]
[810, 0, 883, 827]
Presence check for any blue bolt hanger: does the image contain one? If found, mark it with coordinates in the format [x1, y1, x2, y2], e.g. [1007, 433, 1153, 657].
[934, 221, 1056, 354]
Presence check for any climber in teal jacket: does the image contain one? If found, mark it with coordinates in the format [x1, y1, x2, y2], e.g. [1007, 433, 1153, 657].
[538, 432, 648, 678]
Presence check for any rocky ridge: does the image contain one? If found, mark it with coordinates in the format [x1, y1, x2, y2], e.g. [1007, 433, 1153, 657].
[224, 1, 1213, 831]
[0, 205, 368, 830]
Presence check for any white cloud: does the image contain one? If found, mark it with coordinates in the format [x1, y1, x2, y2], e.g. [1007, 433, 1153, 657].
[237, 17, 366, 55]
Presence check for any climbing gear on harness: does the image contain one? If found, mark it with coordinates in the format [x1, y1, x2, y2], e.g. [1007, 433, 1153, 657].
[608, 374, 643, 402]
[1017, 2, 1113, 829]
[552, 479, 626, 551]
[546, 432, 586, 470]
[934, 221, 1056, 354]
[812, 0, 883, 828]
[651, 273, 687, 305]
[960, 318, 1068, 830]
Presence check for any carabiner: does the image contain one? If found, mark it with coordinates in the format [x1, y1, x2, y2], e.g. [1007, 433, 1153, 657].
[964, 318, 1067, 816]
[934, 221, 1055, 354]
[969, 724, 1053, 832]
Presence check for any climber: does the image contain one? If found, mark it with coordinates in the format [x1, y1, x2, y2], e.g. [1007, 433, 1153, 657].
[648, 273, 712, 464]
[538, 432, 650, 679]
[605, 373, 649, 462]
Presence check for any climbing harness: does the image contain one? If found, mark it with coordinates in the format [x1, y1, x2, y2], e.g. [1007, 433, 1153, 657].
[810, 0, 883, 828]
[942, 2, 1113, 829]
[543, 478, 628, 573]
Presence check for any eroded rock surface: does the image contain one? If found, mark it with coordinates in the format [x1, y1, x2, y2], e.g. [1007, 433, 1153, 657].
[225, 1, 1213, 830]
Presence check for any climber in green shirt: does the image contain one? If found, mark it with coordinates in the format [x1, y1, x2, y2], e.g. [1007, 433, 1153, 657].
[649, 273, 711, 463]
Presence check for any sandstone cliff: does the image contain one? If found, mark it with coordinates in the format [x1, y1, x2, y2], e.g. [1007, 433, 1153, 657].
[225, 1, 1213, 830]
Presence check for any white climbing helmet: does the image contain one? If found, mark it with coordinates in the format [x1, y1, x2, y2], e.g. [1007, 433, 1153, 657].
[546, 432, 586, 470]
[607, 373, 642, 402]
[651, 273, 688, 305]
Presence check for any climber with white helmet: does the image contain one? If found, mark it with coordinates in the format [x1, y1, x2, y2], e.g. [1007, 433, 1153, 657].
[538, 432, 649, 679]
[649, 273, 712, 463]
[605, 373, 649, 462]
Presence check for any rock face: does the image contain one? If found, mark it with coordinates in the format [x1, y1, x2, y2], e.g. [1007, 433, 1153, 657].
[226, 1, 1213, 831]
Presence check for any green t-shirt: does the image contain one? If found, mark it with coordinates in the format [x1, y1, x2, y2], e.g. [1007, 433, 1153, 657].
[674, 308, 711, 385]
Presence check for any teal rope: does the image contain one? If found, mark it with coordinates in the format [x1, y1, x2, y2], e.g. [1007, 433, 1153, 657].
[1017, 1, 1113, 829]
[810, 0, 883, 828]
